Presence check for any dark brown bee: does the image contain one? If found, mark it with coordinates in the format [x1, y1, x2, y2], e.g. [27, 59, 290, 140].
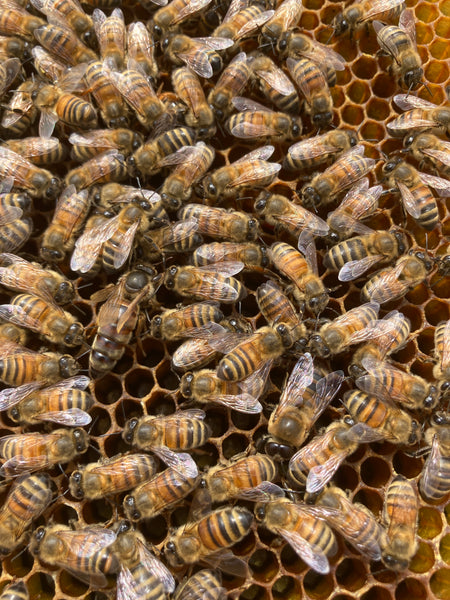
[162, 33, 233, 79]
[1, 79, 39, 138]
[84, 60, 129, 128]
[179, 203, 260, 242]
[143, 220, 202, 262]
[0, 34, 27, 59]
[0, 57, 21, 97]
[332, 0, 404, 37]
[69, 129, 143, 162]
[0, 147, 60, 200]
[207, 51, 251, 119]
[92, 8, 126, 69]
[287, 57, 333, 128]
[34, 23, 96, 65]
[0, 193, 32, 255]
[388, 94, 450, 138]
[284, 129, 358, 172]
[150, 302, 223, 341]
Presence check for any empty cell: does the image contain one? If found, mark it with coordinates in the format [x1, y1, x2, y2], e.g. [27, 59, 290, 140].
[348, 81, 370, 104]
[81, 498, 113, 525]
[300, 11, 319, 29]
[361, 457, 391, 487]
[352, 57, 377, 80]
[303, 570, 334, 600]
[222, 433, 249, 458]
[353, 488, 384, 518]
[136, 338, 165, 367]
[87, 406, 111, 436]
[281, 544, 307, 574]
[124, 367, 154, 398]
[426, 300, 450, 325]
[58, 571, 88, 597]
[342, 105, 364, 125]
[430, 39, 449, 59]
[395, 578, 428, 600]
[94, 375, 122, 405]
[114, 399, 143, 428]
[367, 98, 390, 120]
[361, 586, 393, 600]
[248, 549, 279, 582]
[372, 74, 397, 98]
[336, 558, 367, 591]
[239, 584, 269, 600]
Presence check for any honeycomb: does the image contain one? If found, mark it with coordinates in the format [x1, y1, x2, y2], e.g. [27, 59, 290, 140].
[0, 0, 449, 599]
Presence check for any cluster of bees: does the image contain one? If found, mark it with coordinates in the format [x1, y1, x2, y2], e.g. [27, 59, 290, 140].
[0, 0, 448, 598]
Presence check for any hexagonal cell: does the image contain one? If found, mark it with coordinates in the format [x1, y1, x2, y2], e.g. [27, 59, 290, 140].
[395, 578, 428, 600]
[94, 375, 122, 405]
[280, 544, 307, 575]
[27, 572, 55, 600]
[426, 299, 450, 325]
[409, 540, 436, 574]
[430, 568, 450, 600]
[440, 533, 450, 564]
[418, 506, 444, 539]
[353, 488, 384, 518]
[361, 587, 394, 600]
[124, 367, 154, 398]
[392, 451, 424, 479]
[248, 549, 279, 583]
[335, 558, 368, 591]
[239, 584, 270, 600]
[2, 549, 34, 578]
[361, 457, 391, 487]
[136, 338, 166, 368]
[88, 406, 111, 436]
[303, 570, 334, 600]
[222, 433, 249, 458]
[426, 60, 450, 83]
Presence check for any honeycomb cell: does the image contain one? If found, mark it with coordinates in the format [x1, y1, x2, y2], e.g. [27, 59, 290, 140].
[140, 515, 168, 545]
[430, 568, 450, 600]
[103, 432, 130, 457]
[416, 3, 440, 22]
[58, 572, 88, 598]
[231, 410, 260, 431]
[360, 121, 385, 143]
[360, 457, 391, 487]
[406, 282, 430, 305]
[426, 60, 450, 83]
[280, 544, 307, 575]
[303, 570, 334, 600]
[136, 338, 166, 368]
[392, 451, 424, 479]
[435, 17, 450, 38]
[124, 367, 154, 398]
[154, 361, 179, 390]
[27, 572, 55, 600]
[399, 304, 422, 332]
[418, 506, 443, 539]
[114, 350, 134, 375]
[353, 488, 384, 517]
[409, 541, 436, 574]
[2, 550, 34, 578]
[352, 57, 377, 81]
[361, 587, 393, 600]
[440, 533, 450, 564]
[299, 11, 319, 30]
[367, 98, 390, 121]
[372, 73, 398, 98]
[248, 549, 279, 583]
[335, 558, 368, 591]
[114, 399, 143, 428]
[342, 105, 364, 126]
[239, 584, 270, 600]
[88, 406, 111, 436]
[395, 578, 428, 600]
[94, 375, 122, 405]
[425, 300, 450, 325]
[430, 39, 449, 59]
[82, 498, 113, 524]
[333, 464, 360, 492]
[222, 433, 249, 458]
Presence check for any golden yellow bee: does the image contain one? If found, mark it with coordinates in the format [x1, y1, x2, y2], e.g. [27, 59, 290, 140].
[69, 129, 143, 162]
[0, 580, 29, 600]
[332, 0, 404, 37]
[388, 94, 450, 138]
[284, 129, 358, 172]
[152, 0, 215, 37]
[3, 136, 65, 167]
[173, 570, 225, 600]
[207, 51, 251, 119]
[0, 1, 45, 41]
[162, 33, 233, 79]
[213, 4, 274, 42]
[83, 60, 129, 128]
[228, 98, 302, 142]
[143, 219, 202, 262]
[0, 346, 80, 387]
[0, 146, 60, 200]
[30, 0, 94, 43]
[1, 79, 38, 138]
[260, 0, 303, 43]
[150, 302, 223, 341]
[0, 57, 21, 97]
[65, 150, 127, 191]
[192, 241, 268, 269]
[248, 52, 300, 114]
[127, 21, 158, 82]
[287, 56, 333, 128]
[34, 23, 96, 65]
[92, 7, 125, 69]
[172, 67, 215, 137]
[403, 132, 450, 178]
[433, 320, 450, 385]
[179, 203, 260, 242]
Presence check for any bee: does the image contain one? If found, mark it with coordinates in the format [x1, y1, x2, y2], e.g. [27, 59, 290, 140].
[332, 0, 405, 38]
[123, 409, 212, 452]
[205, 145, 281, 200]
[0, 207, 32, 255]
[213, 4, 275, 42]
[0, 321, 28, 346]
[301, 145, 376, 209]
[89, 268, 159, 376]
[260, 0, 303, 43]
[127, 21, 158, 82]
[32, 44, 66, 83]
[216, 324, 293, 382]
[84, 60, 129, 128]
[343, 389, 420, 445]
[123, 452, 199, 521]
[403, 132, 450, 178]
[254, 191, 329, 238]
[374, 9, 422, 91]
[247, 52, 300, 114]
[361, 251, 433, 304]
[1, 79, 39, 138]
[92, 8, 125, 69]
[0, 428, 89, 477]
[0, 581, 29, 600]
[34, 23, 96, 65]
[0, 1, 45, 41]
[30, 524, 119, 588]
[3, 137, 65, 167]
[173, 570, 225, 600]
[0, 347, 80, 387]
[326, 178, 383, 242]
[207, 51, 251, 119]
[143, 219, 202, 262]
[172, 67, 215, 137]
[69, 453, 158, 500]
[0, 34, 27, 59]
[228, 98, 302, 142]
[270, 238, 329, 314]
[0, 147, 60, 200]
[380, 475, 419, 571]
[268, 353, 344, 448]
[152, 0, 215, 37]
[65, 150, 127, 191]
[69, 129, 143, 162]
[0, 473, 53, 556]
[287, 57, 333, 128]
[288, 417, 383, 492]
[433, 320, 450, 387]
[159, 143, 215, 211]
[0, 253, 75, 304]
[114, 520, 176, 600]
[420, 412, 450, 502]
[128, 127, 196, 178]
[388, 94, 450, 138]
[0, 57, 20, 97]
[192, 242, 269, 269]
[150, 302, 223, 342]
[30, 0, 94, 42]
[284, 129, 358, 172]
[162, 34, 233, 79]
[94, 185, 167, 225]
[179, 203, 259, 242]
[255, 498, 337, 575]
[313, 486, 383, 560]
[164, 506, 253, 573]
[382, 157, 450, 231]
[164, 263, 245, 304]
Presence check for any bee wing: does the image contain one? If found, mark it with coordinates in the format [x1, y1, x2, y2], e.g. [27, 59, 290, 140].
[365, 262, 410, 304]
[236, 10, 275, 40]
[177, 50, 214, 79]
[338, 255, 385, 282]
[421, 434, 442, 492]
[276, 526, 330, 574]
[206, 392, 263, 413]
[192, 37, 235, 51]
[171, 0, 214, 24]
[298, 230, 318, 274]
[174, 408, 206, 420]
[127, 21, 154, 58]
[418, 172, 450, 197]
[69, 131, 116, 149]
[233, 145, 275, 163]
[236, 481, 285, 502]
[312, 370, 344, 419]
[0, 381, 43, 411]
[0, 206, 22, 225]
[306, 452, 347, 493]
[231, 118, 282, 139]
[38, 109, 59, 139]
[393, 94, 437, 111]
[152, 447, 199, 479]
[0, 147, 39, 187]
[421, 143, 450, 167]
[276, 209, 329, 237]
[0, 442, 51, 477]
[158, 144, 204, 168]
[373, 21, 402, 60]
[71, 215, 120, 273]
[276, 353, 314, 414]
[117, 567, 137, 600]
[0, 304, 45, 333]
[36, 408, 92, 426]
[399, 8, 417, 46]
[139, 543, 176, 594]
[231, 97, 272, 112]
[197, 261, 245, 277]
[349, 422, 386, 443]
[396, 181, 422, 218]
[361, 0, 404, 20]
[0, 58, 21, 96]
[113, 220, 140, 270]
[203, 550, 249, 578]
[287, 57, 327, 102]
[439, 320, 450, 371]
[254, 65, 296, 95]
[230, 161, 281, 187]
[223, 0, 248, 22]
[288, 137, 341, 161]
[296, 39, 346, 72]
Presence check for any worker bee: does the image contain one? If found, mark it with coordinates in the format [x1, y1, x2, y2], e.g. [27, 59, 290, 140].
[326, 178, 383, 242]
[228, 97, 302, 142]
[0, 321, 28, 347]
[248, 52, 300, 114]
[152, 0, 214, 37]
[388, 94, 450, 138]
[202, 145, 281, 200]
[1, 79, 38, 138]
[255, 498, 337, 574]
[128, 127, 196, 178]
[92, 8, 125, 69]
[179, 204, 259, 242]
[34, 23, 96, 65]
[0, 428, 89, 477]
[343, 389, 420, 445]
[403, 132, 450, 177]
[433, 320, 450, 386]
[65, 150, 127, 191]
[270, 237, 329, 315]
[127, 21, 158, 82]
[0, 473, 53, 556]
[207, 51, 251, 119]
[173, 570, 225, 600]
[164, 263, 245, 304]
[123, 452, 199, 521]
[32, 44, 66, 83]
[0, 1, 45, 41]
[361, 251, 433, 304]
[0, 581, 29, 600]
[268, 353, 344, 448]
[2, 137, 65, 167]
[0, 346, 80, 387]
[383, 157, 450, 230]
[31, 0, 94, 42]
[30, 524, 119, 588]
[332, 0, 405, 38]
[284, 129, 358, 172]
[419, 412, 450, 502]
[162, 33, 233, 79]
[123, 409, 212, 452]
[301, 145, 376, 209]
[84, 60, 129, 128]
[192, 242, 268, 269]
[0, 147, 60, 200]
[69, 453, 157, 500]
[213, 4, 274, 43]
[287, 57, 333, 128]
[380, 475, 419, 571]
[0, 57, 20, 97]
[151, 302, 223, 341]
[171, 67, 215, 137]
[0, 34, 26, 60]
[143, 219, 202, 262]
[288, 417, 383, 492]
[69, 129, 143, 162]
[0, 206, 32, 255]
[260, 0, 303, 43]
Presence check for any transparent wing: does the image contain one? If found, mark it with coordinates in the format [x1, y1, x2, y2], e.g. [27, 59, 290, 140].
[338, 255, 385, 281]
[277, 526, 330, 574]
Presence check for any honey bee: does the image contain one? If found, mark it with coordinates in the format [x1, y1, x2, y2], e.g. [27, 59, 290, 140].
[420, 412, 450, 502]
[30, 0, 94, 42]
[213, 4, 274, 43]
[343, 389, 420, 445]
[0, 428, 89, 477]
[207, 51, 251, 119]
[34, 23, 96, 65]
[0, 34, 26, 59]
[0, 210, 31, 255]
[89, 267, 159, 376]
[179, 203, 259, 242]
[268, 353, 344, 448]
[164, 263, 245, 304]
[260, 0, 303, 43]
[123, 452, 199, 521]
[383, 157, 450, 231]
[69, 453, 157, 500]
[380, 475, 419, 571]
[164, 506, 253, 574]
[270, 237, 329, 315]
[0, 147, 60, 200]
[162, 33, 233, 79]
[228, 97, 302, 142]
[152, 0, 215, 37]
[123, 409, 212, 452]
[313, 486, 382, 560]
[248, 52, 300, 114]
[69, 129, 143, 162]
[0, 1, 45, 41]
[284, 129, 358, 172]
[1, 79, 38, 138]
[326, 178, 383, 242]
[192, 242, 269, 269]
[127, 21, 158, 82]
[0, 347, 80, 387]
[433, 320, 450, 387]
[84, 60, 129, 128]
[0, 581, 29, 600]
[150, 302, 223, 341]
[0, 57, 20, 97]
[301, 145, 376, 209]
[173, 570, 225, 600]
[171, 67, 215, 137]
[332, 0, 405, 37]
[403, 132, 450, 177]
[288, 417, 383, 492]
[0, 473, 53, 556]
[255, 498, 337, 574]
[128, 127, 196, 178]
[30, 524, 119, 588]
[287, 57, 333, 128]
[94, 185, 167, 224]
[2, 137, 65, 167]
[361, 251, 433, 304]
[32, 44, 66, 83]
[388, 94, 450, 138]
[65, 150, 127, 191]
[143, 219, 202, 262]
[92, 8, 125, 69]
[114, 520, 176, 600]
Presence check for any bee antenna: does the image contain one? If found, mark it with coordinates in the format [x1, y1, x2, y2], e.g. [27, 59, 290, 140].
[325, 28, 335, 44]
[76, 281, 93, 291]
